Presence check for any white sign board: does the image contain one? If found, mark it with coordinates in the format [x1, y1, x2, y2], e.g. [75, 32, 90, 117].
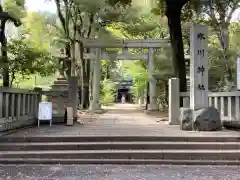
[38, 102, 52, 120]
[190, 24, 208, 110]
[237, 56, 240, 89]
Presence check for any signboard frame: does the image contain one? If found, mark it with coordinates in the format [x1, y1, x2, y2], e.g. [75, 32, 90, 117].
[237, 55, 240, 90]
[38, 102, 53, 127]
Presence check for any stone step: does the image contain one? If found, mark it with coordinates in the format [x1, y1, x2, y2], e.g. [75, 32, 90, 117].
[1, 150, 240, 160]
[1, 142, 240, 151]
[1, 158, 240, 165]
[53, 80, 68, 85]
[2, 136, 240, 143]
[56, 77, 67, 80]
[50, 87, 68, 91]
[51, 85, 68, 89]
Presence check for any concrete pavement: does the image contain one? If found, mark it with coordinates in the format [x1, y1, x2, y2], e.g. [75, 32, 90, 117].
[6, 103, 240, 137]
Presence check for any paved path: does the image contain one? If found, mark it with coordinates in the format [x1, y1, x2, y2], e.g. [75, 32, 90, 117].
[1, 165, 240, 180]
[7, 103, 240, 137]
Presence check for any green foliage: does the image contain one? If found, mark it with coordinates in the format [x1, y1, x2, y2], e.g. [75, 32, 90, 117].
[154, 49, 173, 79]
[111, 13, 168, 39]
[230, 22, 240, 53]
[10, 74, 57, 89]
[22, 12, 56, 52]
[3, 0, 26, 19]
[100, 79, 116, 105]
[106, 0, 132, 6]
[122, 61, 148, 99]
[0, 10, 59, 87]
[101, 59, 118, 80]
[110, 13, 172, 107]
[208, 22, 240, 91]
[4, 38, 56, 86]
[54, 0, 134, 42]
[49, 0, 240, 108]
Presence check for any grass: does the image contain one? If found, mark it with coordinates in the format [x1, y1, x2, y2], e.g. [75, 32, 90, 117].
[0, 74, 57, 90]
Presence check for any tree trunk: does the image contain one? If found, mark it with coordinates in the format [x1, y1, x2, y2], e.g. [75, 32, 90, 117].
[10, 71, 15, 87]
[70, 40, 76, 76]
[65, 42, 71, 78]
[106, 66, 109, 79]
[164, 79, 168, 104]
[79, 41, 85, 109]
[83, 48, 90, 109]
[2, 46, 9, 87]
[217, 27, 233, 83]
[0, 21, 9, 87]
[79, 42, 90, 109]
[145, 82, 149, 110]
[82, 13, 94, 109]
[165, 0, 188, 92]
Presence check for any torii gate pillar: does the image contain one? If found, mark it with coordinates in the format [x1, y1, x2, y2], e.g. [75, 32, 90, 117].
[90, 48, 102, 111]
[147, 47, 158, 111]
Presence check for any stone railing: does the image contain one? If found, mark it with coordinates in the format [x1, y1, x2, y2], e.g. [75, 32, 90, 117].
[179, 91, 240, 121]
[0, 88, 41, 132]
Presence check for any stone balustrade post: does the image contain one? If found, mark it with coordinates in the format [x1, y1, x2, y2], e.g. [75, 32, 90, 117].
[68, 76, 78, 120]
[168, 78, 180, 125]
[34, 87, 43, 119]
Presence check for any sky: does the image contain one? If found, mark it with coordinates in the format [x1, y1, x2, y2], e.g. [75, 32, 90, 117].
[26, 0, 240, 20]
[26, 0, 56, 13]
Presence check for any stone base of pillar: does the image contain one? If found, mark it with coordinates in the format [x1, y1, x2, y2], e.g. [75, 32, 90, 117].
[89, 102, 101, 111]
[147, 103, 158, 111]
[183, 98, 190, 108]
[138, 98, 144, 105]
[89, 102, 105, 114]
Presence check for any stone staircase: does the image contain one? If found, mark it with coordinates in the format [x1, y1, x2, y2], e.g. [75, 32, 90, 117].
[1, 136, 240, 165]
[51, 77, 69, 91]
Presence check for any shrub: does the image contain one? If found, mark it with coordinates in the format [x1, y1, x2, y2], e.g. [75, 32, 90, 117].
[100, 79, 116, 106]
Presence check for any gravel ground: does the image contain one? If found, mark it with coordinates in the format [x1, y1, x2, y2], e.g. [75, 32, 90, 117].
[0, 165, 240, 180]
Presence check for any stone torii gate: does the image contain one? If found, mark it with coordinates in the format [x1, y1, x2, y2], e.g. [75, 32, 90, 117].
[81, 39, 170, 111]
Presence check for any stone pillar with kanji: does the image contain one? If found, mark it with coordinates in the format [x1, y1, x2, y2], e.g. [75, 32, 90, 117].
[190, 24, 208, 110]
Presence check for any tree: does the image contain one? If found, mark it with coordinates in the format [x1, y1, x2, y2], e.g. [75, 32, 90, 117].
[0, 0, 25, 87]
[0, 11, 59, 87]
[101, 59, 117, 80]
[53, 0, 135, 108]
[53, 0, 104, 108]
[193, 0, 240, 83]
[100, 78, 116, 105]
[150, 0, 191, 92]
[121, 61, 148, 100]
[108, 0, 189, 92]
[230, 22, 240, 53]
[3, 0, 26, 19]
[164, 0, 189, 92]
[22, 12, 55, 52]
[208, 21, 240, 91]
[6, 39, 56, 87]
